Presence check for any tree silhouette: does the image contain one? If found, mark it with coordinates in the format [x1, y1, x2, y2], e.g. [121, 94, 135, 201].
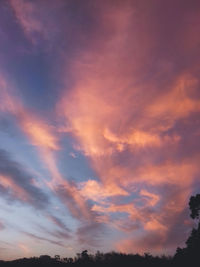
[185, 194, 200, 255]
[174, 193, 200, 265]
[81, 250, 89, 259]
[54, 255, 60, 261]
[189, 194, 200, 220]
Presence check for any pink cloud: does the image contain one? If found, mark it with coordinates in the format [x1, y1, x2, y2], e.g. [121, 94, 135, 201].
[57, 0, 200, 253]
[79, 179, 129, 202]
[0, 174, 30, 203]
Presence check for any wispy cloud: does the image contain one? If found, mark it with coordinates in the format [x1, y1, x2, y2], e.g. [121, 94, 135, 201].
[0, 149, 48, 209]
[9, 0, 64, 46]
[22, 231, 67, 248]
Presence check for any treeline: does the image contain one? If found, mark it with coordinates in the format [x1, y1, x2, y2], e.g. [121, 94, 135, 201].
[0, 251, 172, 267]
[0, 250, 195, 267]
[1, 194, 200, 267]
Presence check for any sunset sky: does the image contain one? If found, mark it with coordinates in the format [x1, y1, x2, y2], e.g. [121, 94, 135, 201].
[0, 0, 200, 260]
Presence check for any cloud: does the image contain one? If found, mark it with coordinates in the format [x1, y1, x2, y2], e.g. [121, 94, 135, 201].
[42, 214, 72, 240]
[46, 214, 71, 233]
[37, 224, 71, 241]
[0, 75, 59, 152]
[79, 179, 128, 203]
[0, 149, 49, 209]
[57, 0, 200, 253]
[116, 204, 192, 255]
[146, 75, 200, 132]
[0, 74, 93, 222]
[55, 182, 95, 221]
[9, 0, 64, 45]
[22, 231, 67, 248]
[18, 243, 30, 254]
[140, 190, 160, 207]
[76, 221, 105, 247]
[0, 221, 5, 231]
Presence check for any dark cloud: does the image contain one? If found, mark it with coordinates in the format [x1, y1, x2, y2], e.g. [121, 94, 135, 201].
[22, 231, 67, 248]
[55, 182, 95, 221]
[76, 222, 105, 247]
[0, 149, 49, 209]
[37, 225, 71, 241]
[38, 214, 72, 240]
[47, 214, 71, 233]
[0, 221, 5, 230]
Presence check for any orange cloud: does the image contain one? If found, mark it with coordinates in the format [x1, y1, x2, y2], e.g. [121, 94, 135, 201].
[147, 75, 200, 131]
[0, 175, 30, 203]
[56, 0, 200, 253]
[103, 128, 162, 149]
[140, 189, 160, 207]
[137, 159, 199, 187]
[0, 76, 59, 151]
[21, 117, 59, 151]
[79, 179, 128, 202]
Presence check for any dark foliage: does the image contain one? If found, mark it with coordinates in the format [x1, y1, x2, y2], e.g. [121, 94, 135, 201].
[0, 252, 173, 267]
[189, 194, 200, 219]
[174, 194, 200, 266]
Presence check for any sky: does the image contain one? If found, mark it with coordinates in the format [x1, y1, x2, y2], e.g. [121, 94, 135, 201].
[0, 0, 200, 260]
